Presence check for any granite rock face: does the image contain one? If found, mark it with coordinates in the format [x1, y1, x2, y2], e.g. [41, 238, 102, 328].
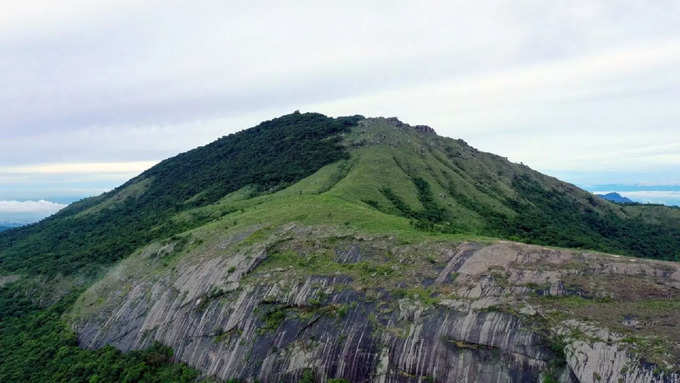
[70, 225, 680, 382]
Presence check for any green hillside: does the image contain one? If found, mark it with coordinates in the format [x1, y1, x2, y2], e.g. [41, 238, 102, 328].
[2, 112, 680, 382]
[0, 112, 361, 277]
[2, 112, 680, 280]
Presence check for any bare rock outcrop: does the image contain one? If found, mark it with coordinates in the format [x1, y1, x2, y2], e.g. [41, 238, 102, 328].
[69, 225, 680, 382]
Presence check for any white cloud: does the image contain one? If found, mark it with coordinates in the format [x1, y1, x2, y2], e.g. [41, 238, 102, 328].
[0, 161, 157, 175]
[618, 191, 680, 203]
[1, 0, 679, 195]
[595, 190, 680, 206]
[0, 200, 66, 214]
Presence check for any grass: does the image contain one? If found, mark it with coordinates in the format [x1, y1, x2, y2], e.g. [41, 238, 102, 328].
[392, 286, 440, 306]
[251, 248, 403, 288]
[258, 306, 288, 334]
[188, 189, 490, 247]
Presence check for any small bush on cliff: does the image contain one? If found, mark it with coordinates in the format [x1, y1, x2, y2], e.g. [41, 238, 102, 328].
[299, 368, 315, 383]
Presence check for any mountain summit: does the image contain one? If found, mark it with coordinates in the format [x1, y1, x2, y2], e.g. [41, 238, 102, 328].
[2, 112, 680, 382]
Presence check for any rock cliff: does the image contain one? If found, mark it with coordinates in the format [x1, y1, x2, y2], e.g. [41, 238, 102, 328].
[70, 223, 680, 382]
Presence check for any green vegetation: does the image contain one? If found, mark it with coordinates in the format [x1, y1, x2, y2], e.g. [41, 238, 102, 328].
[355, 127, 680, 261]
[298, 368, 315, 383]
[412, 177, 447, 224]
[0, 285, 199, 383]
[0, 112, 361, 277]
[381, 177, 459, 233]
[392, 286, 440, 306]
[253, 249, 403, 288]
[496, 175, 680, 260]
[409, 173, 680, 261]
[2, 112, 680, 381]
[4, 112, 678, 281]
[258, 306, 288, 334]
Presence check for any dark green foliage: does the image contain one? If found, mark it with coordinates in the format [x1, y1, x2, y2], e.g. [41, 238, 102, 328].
[143, 112, 359, 206]
[258, 306, 288, 334]
[0, 113, 361, 277]
[380, 187, 416, 218]
[0, 281, 43, 319]
[0, 287, 199, 383]
[383, 178, 459, 233]
[412, 177, 446, 223]
[298, 369, 315, 383]
[381, 178, 447, 224]
[408, 173, 680, 260]
[497, 175, 680, 260]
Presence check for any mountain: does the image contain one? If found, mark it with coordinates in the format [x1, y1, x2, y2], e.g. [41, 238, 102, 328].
[597, 192, 634, 204]
[2, 112, 680, 382]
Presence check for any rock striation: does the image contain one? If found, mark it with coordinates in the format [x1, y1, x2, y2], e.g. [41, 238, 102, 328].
[70, 225, 680, 382]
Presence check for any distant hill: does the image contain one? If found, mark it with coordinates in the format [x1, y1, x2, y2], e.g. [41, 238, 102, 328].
[597, 192, 634, 203]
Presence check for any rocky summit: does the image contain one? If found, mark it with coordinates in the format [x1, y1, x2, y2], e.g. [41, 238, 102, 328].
[2, 113, 680, 382]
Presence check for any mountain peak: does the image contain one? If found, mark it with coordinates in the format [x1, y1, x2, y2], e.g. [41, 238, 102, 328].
[368, 116, 436, 135]
[597, 192, 634, 204]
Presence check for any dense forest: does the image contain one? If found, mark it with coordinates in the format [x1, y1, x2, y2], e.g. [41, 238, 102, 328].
[0, 282, 200, 382]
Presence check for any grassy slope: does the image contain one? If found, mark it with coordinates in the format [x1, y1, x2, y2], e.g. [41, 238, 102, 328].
[3, 112, 678, 281]
[156, 116, 680, 263]
[330, 118, 680, 260]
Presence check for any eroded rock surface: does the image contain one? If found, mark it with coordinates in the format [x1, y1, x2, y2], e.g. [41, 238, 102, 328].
[70, 225, 680, 382]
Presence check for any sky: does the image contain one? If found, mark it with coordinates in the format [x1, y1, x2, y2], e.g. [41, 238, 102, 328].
[1, 1, 680, 223]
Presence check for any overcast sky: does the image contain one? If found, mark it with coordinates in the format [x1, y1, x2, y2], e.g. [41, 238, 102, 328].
[1, 1, 680, 221]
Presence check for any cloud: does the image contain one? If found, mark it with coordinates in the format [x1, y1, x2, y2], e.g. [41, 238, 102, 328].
[0, 200, 67, 224]
[593, 190, 680, 206]
[0, 200, 66, 214]
[0, 161, 158, 203]
[1, 1, 680, 197]
[615, 191, 680, 206]
[0, 161, 157, 175]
